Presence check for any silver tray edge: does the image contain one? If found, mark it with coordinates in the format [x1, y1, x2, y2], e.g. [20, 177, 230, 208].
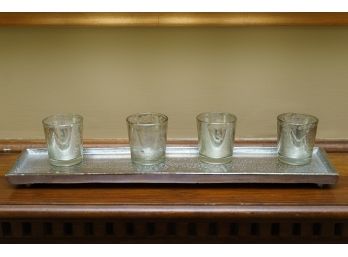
[5, 146, 339, 185]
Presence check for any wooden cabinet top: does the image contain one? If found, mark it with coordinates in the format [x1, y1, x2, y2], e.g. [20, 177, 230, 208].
[0, 140, 348, 219]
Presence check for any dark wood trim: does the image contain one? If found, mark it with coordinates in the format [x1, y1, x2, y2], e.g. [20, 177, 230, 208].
[1, 13, 348, 27]
[0, 138, 348, 153]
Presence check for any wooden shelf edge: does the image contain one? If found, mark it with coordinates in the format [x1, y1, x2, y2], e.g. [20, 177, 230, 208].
[0, 138, 348, 153]
[1, 13, 348, 27]
[1, 204, 348, 219]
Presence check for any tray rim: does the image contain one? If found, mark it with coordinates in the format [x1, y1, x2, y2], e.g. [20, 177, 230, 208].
[5, 146, 339, 185]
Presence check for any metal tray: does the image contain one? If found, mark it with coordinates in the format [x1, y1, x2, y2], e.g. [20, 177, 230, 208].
[6, 146, 338, 185]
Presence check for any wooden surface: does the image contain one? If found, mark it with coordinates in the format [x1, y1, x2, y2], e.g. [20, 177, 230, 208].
[1, 13, 348, 27]
[1, 142, 348, 242]
[0, 143, 348, 219]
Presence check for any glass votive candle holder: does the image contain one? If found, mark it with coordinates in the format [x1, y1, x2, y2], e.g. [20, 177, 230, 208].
[42, 114, 83, 166]
[196, 112, 237, 164]
[277, 113, 318, 165]
[126, 112, 168, 165]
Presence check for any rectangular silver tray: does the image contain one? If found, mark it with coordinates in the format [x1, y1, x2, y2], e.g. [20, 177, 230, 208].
[6, 146, 338, 185]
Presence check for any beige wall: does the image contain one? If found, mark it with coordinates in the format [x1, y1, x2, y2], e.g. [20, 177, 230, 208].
[0, 27, 347, 139]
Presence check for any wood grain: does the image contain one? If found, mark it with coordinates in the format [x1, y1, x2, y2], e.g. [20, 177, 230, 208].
[0, 13, 158, 27]
[1, 13, 348, 27]
[158, 13, 348, 26]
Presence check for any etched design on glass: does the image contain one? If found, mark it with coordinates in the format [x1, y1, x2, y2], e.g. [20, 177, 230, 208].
[208, 125, 227, 146]
[197, 112, 237, 164]
[43, 114, 83, 166]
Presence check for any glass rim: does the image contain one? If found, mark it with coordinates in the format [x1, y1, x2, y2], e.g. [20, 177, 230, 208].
[126, 112, 168, 126]
[42, 113, 83, 127]
[196, 112, 237, 124]
[277, 112, 318, 126]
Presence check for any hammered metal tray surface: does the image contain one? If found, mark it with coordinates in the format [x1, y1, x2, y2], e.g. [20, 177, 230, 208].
[6, 146, 338, 185]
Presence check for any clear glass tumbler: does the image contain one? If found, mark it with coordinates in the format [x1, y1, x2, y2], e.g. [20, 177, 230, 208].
[42, 114, 83, 166]
[196, 112, 237, 164]
[277, 113, 318, 165]
[127, 112, 168, 165]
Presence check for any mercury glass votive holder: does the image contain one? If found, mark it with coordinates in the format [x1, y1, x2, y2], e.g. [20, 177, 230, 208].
[42, 114, 83, 166]
[277, 113, 318, 165]
[196, 112, 237, 164]
[127, 112, 168, 165]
